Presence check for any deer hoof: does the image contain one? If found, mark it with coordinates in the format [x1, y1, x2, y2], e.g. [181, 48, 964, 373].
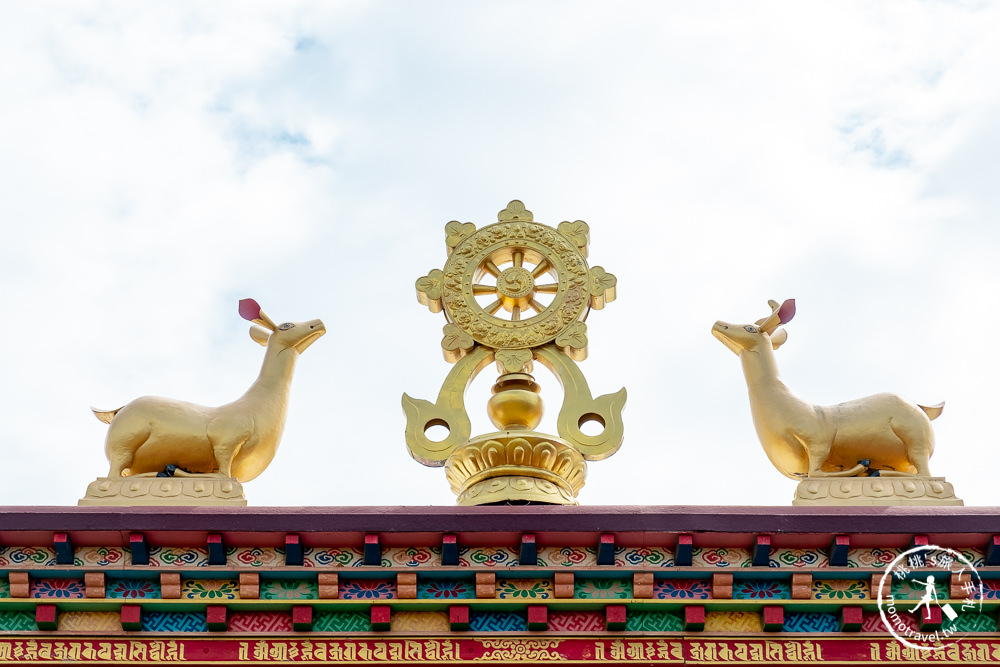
[868, 470, 881, 477]
[858, 459, 871, 468]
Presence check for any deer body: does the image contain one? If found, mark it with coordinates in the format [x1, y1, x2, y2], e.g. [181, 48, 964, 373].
[714, 300, 940, 479]
[94, 300, 325, 483]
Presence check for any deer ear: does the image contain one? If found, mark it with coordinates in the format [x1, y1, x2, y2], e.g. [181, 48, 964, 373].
[771, 328, 788, 349]
[249, 325, 271, 347]
[778, 299, 796, 324]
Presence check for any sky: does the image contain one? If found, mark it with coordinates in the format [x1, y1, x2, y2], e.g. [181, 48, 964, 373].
[1, 1, 999, 508]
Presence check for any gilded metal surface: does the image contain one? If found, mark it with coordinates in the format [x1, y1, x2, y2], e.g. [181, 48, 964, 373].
[486, 373, 543, 431]
[416, 201, 617, 360]
[405, 201, 625, 504]
[92, 300, 324, 487]
[713, 300, 951, 491]
[446, 434, 586, 505]
[402, 346, 494, 466]
[535, 345, 626, 461]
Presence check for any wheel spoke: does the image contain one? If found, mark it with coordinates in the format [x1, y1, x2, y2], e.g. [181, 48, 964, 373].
[472, 284, 497, 295]
[531, 259, 551, 278]
[528, 299, 545, 313]
[483, 260, 501, 277]
[513, 250, 523, 268]
[534, 283, 559, 293]
[484, 300, 503, 315]
[511, 307, 521, 321]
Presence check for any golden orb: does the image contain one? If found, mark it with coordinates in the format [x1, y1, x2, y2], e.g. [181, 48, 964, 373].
[487, 373, 543, 430]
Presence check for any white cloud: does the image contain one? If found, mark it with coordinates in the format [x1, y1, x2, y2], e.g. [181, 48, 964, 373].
[1, 1, 998, 508]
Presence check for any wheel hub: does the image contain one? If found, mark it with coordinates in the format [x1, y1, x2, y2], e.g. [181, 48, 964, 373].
[497, 266, 535, 311]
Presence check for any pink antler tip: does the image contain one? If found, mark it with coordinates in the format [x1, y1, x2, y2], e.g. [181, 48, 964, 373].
[238, 298, 262, 321]
[778, 299, 796, 324]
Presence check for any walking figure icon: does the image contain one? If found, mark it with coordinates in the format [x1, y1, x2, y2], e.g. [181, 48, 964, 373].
[910, 575, 958, 621]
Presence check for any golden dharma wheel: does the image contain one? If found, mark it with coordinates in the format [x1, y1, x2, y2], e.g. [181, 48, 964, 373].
[416, 202, 617, 361]
[442, 220, 591, 351]
[405, 201, 627, 505]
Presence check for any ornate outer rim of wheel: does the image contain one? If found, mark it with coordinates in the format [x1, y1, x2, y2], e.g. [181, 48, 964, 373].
[442, 219, 590, 351]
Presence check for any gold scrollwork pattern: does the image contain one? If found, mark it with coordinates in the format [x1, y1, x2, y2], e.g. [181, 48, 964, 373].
[474, 639, 565, 662]
[445, 221, 476, 252]
[459, 476, 578, 505]
[495, 349, 533, 374]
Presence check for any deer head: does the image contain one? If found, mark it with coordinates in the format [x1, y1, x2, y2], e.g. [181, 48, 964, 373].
[713, 299, 795, 356]
[239, 298, 326, 354]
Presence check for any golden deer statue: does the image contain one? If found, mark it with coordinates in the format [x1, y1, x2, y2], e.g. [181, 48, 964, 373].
[712, 299, 943, 479]
[93, 299, 325, 482]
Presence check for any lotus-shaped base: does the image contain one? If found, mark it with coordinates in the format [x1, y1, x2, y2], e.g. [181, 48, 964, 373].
[793, 476, 962, 506]
[445, 432, 586, 506]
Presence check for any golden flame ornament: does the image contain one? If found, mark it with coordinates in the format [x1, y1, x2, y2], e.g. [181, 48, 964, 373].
[403, 201, 626, 505]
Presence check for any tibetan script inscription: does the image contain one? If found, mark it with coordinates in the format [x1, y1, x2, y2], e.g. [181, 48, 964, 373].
[0, 637, 999, 664]
[0, 640, 183, 662]
[688, 640, 823, 662]
[686, 638, 1000, 664]
[239, 639, 460, 662]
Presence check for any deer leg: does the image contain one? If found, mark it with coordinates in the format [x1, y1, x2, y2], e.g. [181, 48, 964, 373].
[802, 438, 868, 478]
[213, 439, 246, 479]
[106, 444, 130, 477]
[106, 437, 142, 478]
[107, 458, 129, 478]
[806, 463, 869, 478]
[207, 417, 252, 480]
[871, 457, 927, 478]
[888, 417, 933, 477]
[105, 418, 151, 478]
[912, 453, 932, 476]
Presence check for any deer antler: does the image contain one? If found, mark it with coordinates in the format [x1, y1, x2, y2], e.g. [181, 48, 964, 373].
[239, 298, 278, 331]
[756, 299, 796, 335]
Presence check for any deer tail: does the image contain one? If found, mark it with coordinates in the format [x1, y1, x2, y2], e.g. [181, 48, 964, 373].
[919, 402, 945, 421]
[91, 406, 122, 424]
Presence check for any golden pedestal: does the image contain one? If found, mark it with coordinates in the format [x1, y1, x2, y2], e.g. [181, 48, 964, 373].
[792, 476, 963, 506]
[78, 476, 247, 507]
[446, 433, 586, 505]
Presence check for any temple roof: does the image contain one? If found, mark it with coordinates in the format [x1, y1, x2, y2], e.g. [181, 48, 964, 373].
[3, 505, 997, 548]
